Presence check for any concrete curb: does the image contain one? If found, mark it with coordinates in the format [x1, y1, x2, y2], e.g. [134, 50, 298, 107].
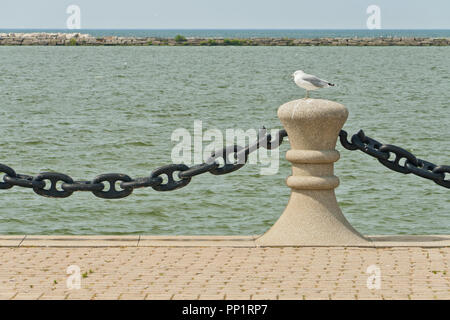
[1, 235, 448, 248]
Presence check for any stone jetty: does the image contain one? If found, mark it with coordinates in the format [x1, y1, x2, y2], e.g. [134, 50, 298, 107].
[0, 32, 449, 46]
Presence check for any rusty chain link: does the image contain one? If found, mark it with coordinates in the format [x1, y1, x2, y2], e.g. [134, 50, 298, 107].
[339, 129, 450, 189]
[0, 127, 288, 199]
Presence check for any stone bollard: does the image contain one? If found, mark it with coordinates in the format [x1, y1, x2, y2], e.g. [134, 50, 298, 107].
[256, 99, 370, 246]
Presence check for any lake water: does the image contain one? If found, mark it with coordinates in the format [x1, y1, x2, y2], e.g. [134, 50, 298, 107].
[0, 46, 449, 235]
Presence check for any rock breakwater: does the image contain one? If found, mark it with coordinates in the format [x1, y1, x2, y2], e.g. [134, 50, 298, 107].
[1, 33, 449, 46]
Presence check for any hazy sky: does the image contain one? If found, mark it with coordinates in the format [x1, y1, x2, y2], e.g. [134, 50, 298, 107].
[0, 0, 449, 29]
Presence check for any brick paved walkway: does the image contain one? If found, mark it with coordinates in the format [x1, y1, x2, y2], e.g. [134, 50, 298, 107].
[1, 245, 448, 300]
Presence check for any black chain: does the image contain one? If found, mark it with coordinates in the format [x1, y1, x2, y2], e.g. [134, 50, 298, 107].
[0, 127, 288, 199]
[3, 126, 446, 198]
[339, 129, 450, 189]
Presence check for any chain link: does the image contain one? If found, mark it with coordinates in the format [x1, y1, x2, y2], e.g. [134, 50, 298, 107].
[2, 126, 447, 197]
[339, 129, 450, 189]
[0, 127, 287, 199]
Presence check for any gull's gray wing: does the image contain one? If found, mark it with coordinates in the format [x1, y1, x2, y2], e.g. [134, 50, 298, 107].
[302, 76, 330, 88]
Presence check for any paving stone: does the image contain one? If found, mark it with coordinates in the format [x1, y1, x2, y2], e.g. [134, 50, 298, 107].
[0, 246, 448, 300]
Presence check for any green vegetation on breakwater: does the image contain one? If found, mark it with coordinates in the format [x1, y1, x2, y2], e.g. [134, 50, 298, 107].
[0, 33, 449, 46]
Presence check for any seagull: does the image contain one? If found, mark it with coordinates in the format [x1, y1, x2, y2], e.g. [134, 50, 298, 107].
[292, 70, 335, 98]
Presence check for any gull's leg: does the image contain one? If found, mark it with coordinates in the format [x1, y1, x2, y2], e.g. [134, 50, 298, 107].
[305, 90, 309, 99]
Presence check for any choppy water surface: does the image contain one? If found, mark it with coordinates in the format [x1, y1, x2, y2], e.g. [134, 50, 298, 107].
[0, 46, 448, 235]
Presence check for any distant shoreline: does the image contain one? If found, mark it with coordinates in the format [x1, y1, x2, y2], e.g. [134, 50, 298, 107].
[1, 32, 449, 46]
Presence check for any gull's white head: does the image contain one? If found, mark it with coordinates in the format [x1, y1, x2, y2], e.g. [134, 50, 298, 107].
[292, 70, 305, 77]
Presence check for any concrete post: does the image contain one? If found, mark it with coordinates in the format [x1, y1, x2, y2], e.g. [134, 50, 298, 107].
[256, 99, 370, 246]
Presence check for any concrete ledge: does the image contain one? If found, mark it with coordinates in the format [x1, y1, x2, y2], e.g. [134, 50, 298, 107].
[138, 235, 257, 247]
[1, 235, 449, 248]
[368, 235, 450, 247]
[0, 235, 26, 247]
[15, 235, 139, 247]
